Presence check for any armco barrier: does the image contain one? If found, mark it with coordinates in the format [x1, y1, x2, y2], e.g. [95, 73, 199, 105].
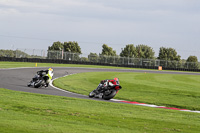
[0, 57, 200, 72]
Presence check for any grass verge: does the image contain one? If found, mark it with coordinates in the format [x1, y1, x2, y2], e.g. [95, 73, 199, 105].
[0, 88, 200, 133]
[53, 72, 200, 111]
[0, 61, 145, 70]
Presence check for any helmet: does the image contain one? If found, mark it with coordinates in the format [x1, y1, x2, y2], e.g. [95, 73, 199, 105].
[114, 77, 119, 85]
[100, 80, 104, 84]
[114, 77, 119, 81]
[48, 68, 53, 72]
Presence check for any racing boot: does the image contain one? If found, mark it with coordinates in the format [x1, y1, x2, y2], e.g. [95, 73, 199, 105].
[45, 83, 49, 88]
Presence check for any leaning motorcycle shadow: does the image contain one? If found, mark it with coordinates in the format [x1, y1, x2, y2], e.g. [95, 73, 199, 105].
[13, 84, 50, 90]
[27, 86, 50, 89]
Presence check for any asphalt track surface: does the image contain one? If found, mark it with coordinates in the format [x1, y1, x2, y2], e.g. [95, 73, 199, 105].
[1, 67, 200, 106]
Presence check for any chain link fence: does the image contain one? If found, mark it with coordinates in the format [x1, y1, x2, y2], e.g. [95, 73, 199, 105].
[15, 48, 47, 58]
[0, 48, 200, 70]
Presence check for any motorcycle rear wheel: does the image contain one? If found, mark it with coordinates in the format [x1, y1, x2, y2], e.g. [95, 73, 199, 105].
[102, 89, 117, 100]
[34, 80, 44, 88]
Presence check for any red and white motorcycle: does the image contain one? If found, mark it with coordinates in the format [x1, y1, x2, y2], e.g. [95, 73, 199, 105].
[89, 79, 122, 100]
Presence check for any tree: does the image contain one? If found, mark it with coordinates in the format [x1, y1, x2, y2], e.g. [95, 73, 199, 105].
[120, 44, 136, 57]
[80, 57, 88, 62]
[157, 47, 181, 68]
[0, 50, 15, 57]
[47, 41, 64, 59]
[88, 52, 99, 62]
[47, 41, 81, 60]
[0, 49, 33, 58]
[99, 44, 117, 64]
[48, 41, 81, 53]
[101, 44, 116, 56]
[158, 47, 181, 61]
[135, 44, 155, 59]
[185, 56, 199, 69]
[48, 41, 64, 51]
[186, 56, 198, 62]
[63, 41, 81, 53]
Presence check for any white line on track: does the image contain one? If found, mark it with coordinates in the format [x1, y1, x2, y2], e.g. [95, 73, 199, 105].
[50, 73, 85, 97]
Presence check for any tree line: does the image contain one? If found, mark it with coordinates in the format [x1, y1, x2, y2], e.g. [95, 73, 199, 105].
[48, 41, 199, 65]
[0, 41, 198, 69]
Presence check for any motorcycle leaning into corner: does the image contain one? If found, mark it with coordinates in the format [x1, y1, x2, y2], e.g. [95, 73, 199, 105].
[27, 68, 54, 88]
[89, 78, 122, 100]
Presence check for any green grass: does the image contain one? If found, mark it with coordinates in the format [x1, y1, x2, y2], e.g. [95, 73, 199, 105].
[0, 88, 200, 133]
[0, 61, 145, 70]
[53, 72, 200, 111]
[1, 61, 200, 132]
[1, 61, 199, 74]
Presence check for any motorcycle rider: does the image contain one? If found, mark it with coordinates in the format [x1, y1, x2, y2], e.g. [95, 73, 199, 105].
[36, 68, 54, 87]
[97, 77, 119, 92]
[89, 77, 121, 99]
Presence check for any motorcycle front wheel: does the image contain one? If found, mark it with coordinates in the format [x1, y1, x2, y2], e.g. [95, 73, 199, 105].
[27, 82, 31, 87]
[89, 91, 95, 98]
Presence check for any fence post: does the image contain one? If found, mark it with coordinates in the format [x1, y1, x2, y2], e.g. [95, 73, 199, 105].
[62, 49, 64, 59]
[33, 49, 35, 57]
[16, 49, 18, 58]
[41, 50, 43, 58]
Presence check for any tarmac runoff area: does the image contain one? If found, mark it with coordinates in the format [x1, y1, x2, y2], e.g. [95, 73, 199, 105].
[0, 67, 200, 113]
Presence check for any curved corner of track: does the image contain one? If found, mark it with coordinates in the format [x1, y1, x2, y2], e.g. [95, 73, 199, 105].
[1, 67, 200, 113]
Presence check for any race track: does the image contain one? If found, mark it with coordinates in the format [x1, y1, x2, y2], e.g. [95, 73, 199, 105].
[0, 67, 200, 112]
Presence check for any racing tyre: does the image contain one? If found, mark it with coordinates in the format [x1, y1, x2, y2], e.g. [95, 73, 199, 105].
[89, 91, 95, 98]
[102, 89, 117, 100]
[34, 80, 43, 88]
[27, 82, 31, 87]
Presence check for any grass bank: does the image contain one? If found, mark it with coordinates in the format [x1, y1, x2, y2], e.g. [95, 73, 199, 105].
[0, 61, 144, 70]
[0, 88, 200, 133]
[53, 72, 200, 111]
